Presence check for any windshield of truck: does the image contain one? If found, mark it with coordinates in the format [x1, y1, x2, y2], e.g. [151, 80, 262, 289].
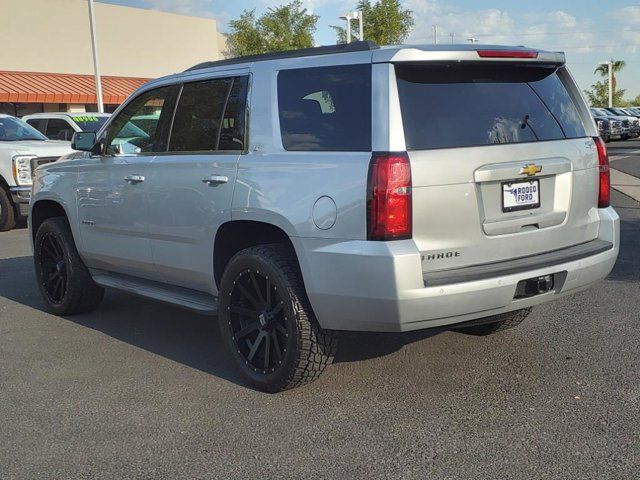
[0, 116, 48, 141]
[72, 115, 109, 132]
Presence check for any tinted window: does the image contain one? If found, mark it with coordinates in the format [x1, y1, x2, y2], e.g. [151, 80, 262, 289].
[46, 119, 75, 141]
[106, 85, 178, 155]
[529, 73, 586, 138]
[72, 115, 109, 132]
[396, 64, 586, 150]
[278, 64, 371, 151]
[169, 77, 247, 152]
[26, 118, 46, 134]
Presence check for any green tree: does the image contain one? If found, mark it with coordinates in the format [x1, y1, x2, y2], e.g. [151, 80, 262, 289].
[584, 80, 628, 108]
[331, 0, 414, 45]
[631, 94, 640, 106]
[226, 1, 318, 57]
[594, 59, 626, 93]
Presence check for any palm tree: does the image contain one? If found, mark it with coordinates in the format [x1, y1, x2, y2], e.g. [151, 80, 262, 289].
[594, 59, 626, 92]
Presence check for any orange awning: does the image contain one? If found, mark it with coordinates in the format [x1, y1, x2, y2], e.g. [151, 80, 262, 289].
[0, 71, 151, 104]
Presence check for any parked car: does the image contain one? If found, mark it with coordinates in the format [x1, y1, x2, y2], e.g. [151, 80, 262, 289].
[590, 112, 623, 142]
[0, 115, 74, 231]
[29, 43, 619, 392]
[591, 108, 631, 140]
[603, 108, 640, 138]
[23, 113, 110, 141]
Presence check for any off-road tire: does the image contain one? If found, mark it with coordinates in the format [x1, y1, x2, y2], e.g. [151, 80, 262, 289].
[34, 217, 104, 315]
[456, 308, 532, 336]
[218, 244, 339, 393]
[0, 186, 16, 232]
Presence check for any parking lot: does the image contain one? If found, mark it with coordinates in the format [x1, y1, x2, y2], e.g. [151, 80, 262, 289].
[1, 144, 639, 479]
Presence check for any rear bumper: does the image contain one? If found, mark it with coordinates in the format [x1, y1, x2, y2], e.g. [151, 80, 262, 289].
[295, 207, 619, 332]
[9, 186, 31, 216]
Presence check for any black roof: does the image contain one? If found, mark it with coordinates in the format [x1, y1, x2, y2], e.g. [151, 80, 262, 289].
[185, 41, 380, 72]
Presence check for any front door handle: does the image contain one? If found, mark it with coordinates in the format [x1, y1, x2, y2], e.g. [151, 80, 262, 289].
[124, 175, 145, 184]
[202, 174, 229, 186]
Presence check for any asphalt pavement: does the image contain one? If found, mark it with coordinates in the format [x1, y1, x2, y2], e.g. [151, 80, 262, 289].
[1, 146, 639, 479]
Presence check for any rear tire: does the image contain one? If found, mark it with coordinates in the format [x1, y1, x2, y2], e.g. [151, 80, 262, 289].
[218, 244, 338, 393]
[34, 217, 104, 315]
[455, 308, 532, 336]
[0, 187, 16, 232]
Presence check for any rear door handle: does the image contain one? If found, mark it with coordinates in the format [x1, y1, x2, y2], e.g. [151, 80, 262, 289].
[124, 175, 145, 184]
[202, 174, 229, 186]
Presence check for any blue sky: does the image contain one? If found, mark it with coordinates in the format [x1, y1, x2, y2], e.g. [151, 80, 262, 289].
[100, 0, 640, 100]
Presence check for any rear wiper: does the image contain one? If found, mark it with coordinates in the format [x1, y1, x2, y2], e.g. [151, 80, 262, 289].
[521, 114, 539, 140]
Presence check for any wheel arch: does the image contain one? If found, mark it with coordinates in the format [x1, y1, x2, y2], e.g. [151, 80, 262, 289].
[214, 220, 299, 289]
[30, 199, 71, 242]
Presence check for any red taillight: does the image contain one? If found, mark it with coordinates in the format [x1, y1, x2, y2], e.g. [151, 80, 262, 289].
[367, 152, 412, 241]
[594, 137, 610, 208]
[477, 50, 539, 59]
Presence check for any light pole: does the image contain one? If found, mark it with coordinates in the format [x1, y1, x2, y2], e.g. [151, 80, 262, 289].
[339, 11, 363, 43]
[88, 0, 104, 113]
[599, 61, 613, 108]
[432, 24, 438, 44]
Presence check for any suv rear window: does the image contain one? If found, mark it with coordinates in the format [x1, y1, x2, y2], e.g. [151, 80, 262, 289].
[396, 64, 587, 150]
[278, 64, 371, 151]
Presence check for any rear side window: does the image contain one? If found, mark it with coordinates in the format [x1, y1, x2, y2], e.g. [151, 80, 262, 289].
[26, 118, 46, 134]
[278, 64, 371, 151]
[396, 64, 587, 150]
[169, 76, 248, 153]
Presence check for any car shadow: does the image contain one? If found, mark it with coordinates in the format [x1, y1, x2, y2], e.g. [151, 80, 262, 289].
[0, 254, 446, 389]
[1, 212, 637, 385]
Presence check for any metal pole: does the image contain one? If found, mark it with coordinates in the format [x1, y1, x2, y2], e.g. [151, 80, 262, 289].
[608, 62, 613, 108]
[433, 25, 438, 44]
[450, 33, 455, 44]
[358, 11, 363, 41]
[345, 16, 351, 44]
[88, 0, 104, 113]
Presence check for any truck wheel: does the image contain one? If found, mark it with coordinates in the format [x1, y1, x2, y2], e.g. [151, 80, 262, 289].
[455, 308, 532, 336]
[218, 244, 338, 393]
[0, 187, 16, 232]
[34, 217, 104, 316]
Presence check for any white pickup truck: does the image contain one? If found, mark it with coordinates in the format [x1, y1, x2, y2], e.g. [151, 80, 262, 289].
[0, 114, 74, 231]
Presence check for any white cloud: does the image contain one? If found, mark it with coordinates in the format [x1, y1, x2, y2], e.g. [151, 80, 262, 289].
[404, 1, 597, 53]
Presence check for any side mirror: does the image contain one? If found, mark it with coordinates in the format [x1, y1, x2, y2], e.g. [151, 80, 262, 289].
[71, 131, 99, 153]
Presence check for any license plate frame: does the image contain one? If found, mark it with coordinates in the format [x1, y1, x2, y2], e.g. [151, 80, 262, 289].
[501, 179, 540, 213]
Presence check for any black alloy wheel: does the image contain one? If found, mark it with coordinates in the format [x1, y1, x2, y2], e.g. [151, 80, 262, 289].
[38, 231, 68, 305]
[228, 268, 288, 374]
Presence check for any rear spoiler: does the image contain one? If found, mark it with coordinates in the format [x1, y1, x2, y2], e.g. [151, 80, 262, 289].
[373, 46, 565, 66]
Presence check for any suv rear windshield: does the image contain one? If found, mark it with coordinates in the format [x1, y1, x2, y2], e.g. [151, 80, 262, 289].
[396, 64, 587, 150]
[278, 64, 371, 151]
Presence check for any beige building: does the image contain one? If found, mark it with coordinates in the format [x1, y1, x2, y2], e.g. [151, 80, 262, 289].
[0, 0, 225, 116]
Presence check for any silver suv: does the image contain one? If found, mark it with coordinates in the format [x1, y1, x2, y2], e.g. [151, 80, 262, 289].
[29, 42, 619, 392]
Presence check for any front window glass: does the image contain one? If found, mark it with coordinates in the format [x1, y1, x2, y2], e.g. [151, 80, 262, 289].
[106, 85, 178, 155]
[46, 119, 75, 141]
[0, 116, 47, 141]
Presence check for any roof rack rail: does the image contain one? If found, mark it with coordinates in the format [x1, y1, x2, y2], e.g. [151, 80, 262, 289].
[185, 41, 380, 72]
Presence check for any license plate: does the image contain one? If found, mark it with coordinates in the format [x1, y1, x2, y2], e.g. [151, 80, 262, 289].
[502, 180, 540, 212]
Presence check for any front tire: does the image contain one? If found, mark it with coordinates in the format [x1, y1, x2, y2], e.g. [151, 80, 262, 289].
[0, 187, 16, 232]
[218, 244, 338, 393]
[455, 308, 532, 336]
[34, 217, 104, 315]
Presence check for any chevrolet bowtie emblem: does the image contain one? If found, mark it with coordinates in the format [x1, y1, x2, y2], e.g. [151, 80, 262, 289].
[519, 164, 542, 177]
